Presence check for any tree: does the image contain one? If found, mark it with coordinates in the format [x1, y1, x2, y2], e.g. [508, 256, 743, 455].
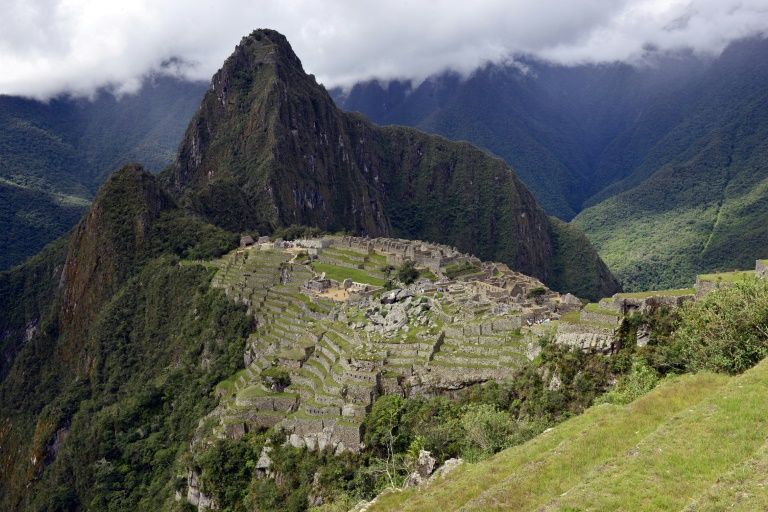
[397, 260, 419, 285]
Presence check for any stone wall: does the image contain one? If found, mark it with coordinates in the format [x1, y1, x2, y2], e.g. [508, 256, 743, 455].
[579, 310, 621, 325]
[555, 322, 615, 352]
[757, 260, 768, 279]
[694, 278, 719, 298]
[607, 294, 694, 314]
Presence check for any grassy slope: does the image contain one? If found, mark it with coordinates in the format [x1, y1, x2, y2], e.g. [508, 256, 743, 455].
[369, 359, 768, 511]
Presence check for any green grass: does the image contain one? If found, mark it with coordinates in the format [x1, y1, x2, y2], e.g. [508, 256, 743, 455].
[216, 369, 250, 395]
[616, 287, 695, 299]
[559, 311, 581, 323]
[236, 385, 297, 401]
[312, 262, 386, 286]
[583, 302, 622, 317]
[697, 270, 755, 283]
[418, 269, 438, 281]
[370, 357, 768, 512]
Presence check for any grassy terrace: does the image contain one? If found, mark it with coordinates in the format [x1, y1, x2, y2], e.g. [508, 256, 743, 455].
[312, 262, 386, 286]
[583, 302, 622, 317]
[368, 372, 731, 511]
[236, 385, 298, 401]
[616, 287, 695, 299]
[215, 369, 250, 395]
[698, 270, 755, 282]
[371, 356, 768, 512]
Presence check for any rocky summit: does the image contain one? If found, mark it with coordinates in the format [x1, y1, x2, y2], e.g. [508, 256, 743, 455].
[164, 29, 619, 300]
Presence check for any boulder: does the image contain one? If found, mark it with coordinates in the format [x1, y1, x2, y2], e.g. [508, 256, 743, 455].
[381, 289, 402, 304]
[404, 450, 437, 487]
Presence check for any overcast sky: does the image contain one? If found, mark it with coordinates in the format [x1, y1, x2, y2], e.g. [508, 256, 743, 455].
[2, 0, 768, 99]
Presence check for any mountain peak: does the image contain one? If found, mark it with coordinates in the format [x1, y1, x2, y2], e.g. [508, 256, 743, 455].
[221, 29, 307, 80]
[164, 29, 618, 298]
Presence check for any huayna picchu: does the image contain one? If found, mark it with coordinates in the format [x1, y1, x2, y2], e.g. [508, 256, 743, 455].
[3, 27, 768, 512]
[164, 29, 619, 301]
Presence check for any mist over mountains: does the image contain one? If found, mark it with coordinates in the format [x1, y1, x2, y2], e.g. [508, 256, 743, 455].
[333, 36, 768, 289]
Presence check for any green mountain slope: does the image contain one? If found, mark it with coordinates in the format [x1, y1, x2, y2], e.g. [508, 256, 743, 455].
[0, 165, 243, 510]
[165, 29, 618, 299]
[334, 39, 768, 291]
[333, 55, 710, 220]
[574, 39, 768, 291]
[0, 77, 206, 270]
[369, 357, 768, 511]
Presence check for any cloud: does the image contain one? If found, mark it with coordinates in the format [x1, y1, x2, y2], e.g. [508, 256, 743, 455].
[1, 0, 767, 99]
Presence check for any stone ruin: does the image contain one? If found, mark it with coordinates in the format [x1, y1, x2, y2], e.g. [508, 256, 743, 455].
[203, 240, 768, 462]
[339, 235, 477, 274]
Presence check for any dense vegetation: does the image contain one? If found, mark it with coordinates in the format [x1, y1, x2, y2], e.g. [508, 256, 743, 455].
[334, 38, 768, 291]
[0, 166, 243, 510]
[0, 77, 205, 269]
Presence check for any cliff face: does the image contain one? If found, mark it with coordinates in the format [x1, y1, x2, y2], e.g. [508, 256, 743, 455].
[58, 165, 172, 368]
[167, 29, 619, 297]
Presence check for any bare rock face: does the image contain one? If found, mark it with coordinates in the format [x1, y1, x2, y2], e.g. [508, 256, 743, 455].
[429, 458, 464, 481]
[405, 450, 438, 487]
[187, 470, 216, 510]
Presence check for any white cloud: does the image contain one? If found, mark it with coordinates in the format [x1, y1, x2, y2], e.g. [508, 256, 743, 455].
[1, 0, 767, 99]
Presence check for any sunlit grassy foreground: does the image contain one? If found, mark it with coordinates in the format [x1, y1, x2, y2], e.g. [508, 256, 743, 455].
[369, 358, 768, 511]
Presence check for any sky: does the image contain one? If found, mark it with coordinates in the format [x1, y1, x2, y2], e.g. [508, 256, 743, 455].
[2, 0, 768, 99]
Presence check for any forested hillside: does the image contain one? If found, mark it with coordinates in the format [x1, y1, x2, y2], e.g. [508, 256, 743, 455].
[0, 77, 205, 269]
[334, 37, 768, 290]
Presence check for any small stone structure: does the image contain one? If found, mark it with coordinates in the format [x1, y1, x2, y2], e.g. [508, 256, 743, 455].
[239, 235, 255, 248]
[339, 235, 475, 273]
[757, 260, 768, 279]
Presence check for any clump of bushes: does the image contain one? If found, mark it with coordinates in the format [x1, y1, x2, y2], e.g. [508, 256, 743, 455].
[397, 260, 419, 285]
[669, 276, 768, 374]
[261, 366, 291, 391]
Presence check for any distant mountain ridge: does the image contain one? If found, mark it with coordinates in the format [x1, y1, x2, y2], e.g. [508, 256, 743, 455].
[332, 37, 768, 290]
[0, 77, 206, 269]
[165, 29, 618, 299]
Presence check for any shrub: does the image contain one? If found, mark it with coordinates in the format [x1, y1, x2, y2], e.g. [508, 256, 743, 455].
[671, 277, 768, 374]
[460, 404, 513, 460]
[397, 260, 419, 285]
[596, 358, 659, 405]
[261, 367, 291, 391]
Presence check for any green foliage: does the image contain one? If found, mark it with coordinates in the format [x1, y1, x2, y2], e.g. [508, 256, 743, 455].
[149, 210, 238, 260]
[459, 405, 514, 461]
[196, 435, 263, 511]
[272, 224, 324, 240]
[0, 78, 205, 270]
[396, 260, 419, 285]
[261, 366, 292, 390]
[548, 218, 621, 301]
[0, 182, 86, 270]
[596, 358, 660, 405]
[443, 261, 480, 280]
[21, 260, 251, 511]
[670, 277, 768, 374]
